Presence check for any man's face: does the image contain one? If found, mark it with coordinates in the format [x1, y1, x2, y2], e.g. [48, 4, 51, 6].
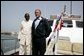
[25, 13, 29, 18]
[25, 13, 30, 20]
[35, 9, 41, 17]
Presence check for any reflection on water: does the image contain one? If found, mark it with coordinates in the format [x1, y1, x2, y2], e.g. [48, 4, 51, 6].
[1, 34, 20, 53]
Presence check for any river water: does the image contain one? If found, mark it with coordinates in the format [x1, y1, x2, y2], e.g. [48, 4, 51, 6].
[1, 34, 20, 53]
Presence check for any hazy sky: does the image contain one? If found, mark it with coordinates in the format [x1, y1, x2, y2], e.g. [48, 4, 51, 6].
[1, 1, 83, 32]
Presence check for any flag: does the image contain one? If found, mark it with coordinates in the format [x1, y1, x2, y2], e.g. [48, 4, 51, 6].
[57, 18, 63, 30]
[53, 15, 63, 32]
[45, 15, 64, 55]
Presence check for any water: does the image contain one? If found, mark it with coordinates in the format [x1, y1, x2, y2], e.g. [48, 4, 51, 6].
[1, 34, 20, 53]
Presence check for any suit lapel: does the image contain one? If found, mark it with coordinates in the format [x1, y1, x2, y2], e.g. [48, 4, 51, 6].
[32, 17, 44, 30]
[36, 17, 43, 30]
[32, 19, 37, 30]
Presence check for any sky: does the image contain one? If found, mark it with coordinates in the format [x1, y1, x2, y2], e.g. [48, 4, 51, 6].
[1, 1, 83, 32]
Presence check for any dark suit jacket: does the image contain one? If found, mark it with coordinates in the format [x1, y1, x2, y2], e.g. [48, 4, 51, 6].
[32, 17, 51, 39]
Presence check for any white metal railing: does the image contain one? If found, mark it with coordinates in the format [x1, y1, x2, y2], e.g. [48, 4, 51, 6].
[45, 30, 59, 55]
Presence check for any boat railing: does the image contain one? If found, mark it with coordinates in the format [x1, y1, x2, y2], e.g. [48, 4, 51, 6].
[1, 38, 19, 55]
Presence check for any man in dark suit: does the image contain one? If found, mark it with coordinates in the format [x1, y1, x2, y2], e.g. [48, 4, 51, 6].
[32, 9, 52, 55]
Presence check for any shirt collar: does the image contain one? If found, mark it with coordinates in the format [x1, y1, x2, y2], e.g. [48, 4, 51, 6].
[39, 16, 42, 20]
[36, 16, 42, 20]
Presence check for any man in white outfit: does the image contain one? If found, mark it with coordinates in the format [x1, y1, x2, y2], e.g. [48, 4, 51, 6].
[18, 13, 32, 55]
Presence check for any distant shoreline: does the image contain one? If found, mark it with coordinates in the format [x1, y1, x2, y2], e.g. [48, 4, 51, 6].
[1, 32, 11, 35]
[1, 32, 18, 36]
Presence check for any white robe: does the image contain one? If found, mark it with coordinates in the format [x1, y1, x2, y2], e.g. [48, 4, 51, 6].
[18, 20, 32, 55]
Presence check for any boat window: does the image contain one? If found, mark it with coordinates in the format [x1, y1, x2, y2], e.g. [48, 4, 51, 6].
[76, 21, 83, 28]
[63, 20, 73, 27]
